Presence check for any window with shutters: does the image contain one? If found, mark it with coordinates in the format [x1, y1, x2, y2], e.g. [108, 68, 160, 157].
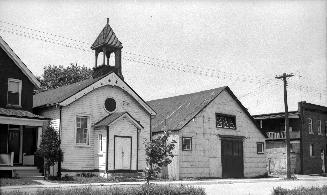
[7, 78, 22, 106]
[216, 113, 236, 129]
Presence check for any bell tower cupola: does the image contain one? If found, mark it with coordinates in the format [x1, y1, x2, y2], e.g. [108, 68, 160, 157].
[91, 18, 123, 79]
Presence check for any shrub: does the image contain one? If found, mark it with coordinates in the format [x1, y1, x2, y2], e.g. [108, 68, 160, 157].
[2, 185, 206, 195]
[274, 185, 327, 195]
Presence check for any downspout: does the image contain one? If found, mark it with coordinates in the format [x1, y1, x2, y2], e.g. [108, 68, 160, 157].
[299, 102, 304, 174]
[57, 105, 62, 178]
[106, 126, 109, 174]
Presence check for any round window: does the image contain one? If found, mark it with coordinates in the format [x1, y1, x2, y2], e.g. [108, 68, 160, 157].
[105, 98, 116, 112]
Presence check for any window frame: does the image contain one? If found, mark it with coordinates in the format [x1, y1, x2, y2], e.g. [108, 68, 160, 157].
[182, 137, 192, 151]
[7, 78, 22, 106]
[257, 142, 264, 154]
[318, 120, 322, 135]
[98, 134, 103, 152]
[308, 118, 313, 134]
[310, 144, 315, 157]
[215, 113, 237, 130]
[75, 115, 90, 146]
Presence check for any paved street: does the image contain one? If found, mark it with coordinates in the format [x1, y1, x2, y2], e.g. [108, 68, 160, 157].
[1, 175, 327, 195]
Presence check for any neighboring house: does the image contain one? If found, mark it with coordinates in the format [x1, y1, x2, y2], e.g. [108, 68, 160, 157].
[0, 36, 48, 177]
[33, 20, 156, 177]
[253, 101, 327, 175]
[148, 86, 267, 179]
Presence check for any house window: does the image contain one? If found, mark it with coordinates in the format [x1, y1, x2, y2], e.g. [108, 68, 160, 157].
[325, 121, 327, 136]
[257, 142, 264, 154]
[310, 144, 314, 157]
[76, 116, 89, 145]
[318, 120, 322, 135]
[182, 137, 192, 151]
[7, 78, 22, 106]
[99, 134, 103, 152]
[216, 113, 236, 129]
[308, 118, 313, 134]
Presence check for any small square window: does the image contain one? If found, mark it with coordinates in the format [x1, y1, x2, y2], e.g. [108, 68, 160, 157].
[257, 142, 264, 154]
[182, 137, 192, 151]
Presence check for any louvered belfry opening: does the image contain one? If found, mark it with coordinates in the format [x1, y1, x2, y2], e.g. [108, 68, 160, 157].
[91, 18, 123, 79]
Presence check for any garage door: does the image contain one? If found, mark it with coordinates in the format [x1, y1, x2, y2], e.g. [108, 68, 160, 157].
[221, 139, 244, 178]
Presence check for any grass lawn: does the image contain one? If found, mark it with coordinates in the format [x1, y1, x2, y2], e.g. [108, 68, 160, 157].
[274, 185, 327, 195]
[1, 185, 206, 195]
[47, 175, 143, 184]
[0, 178, 41, 187]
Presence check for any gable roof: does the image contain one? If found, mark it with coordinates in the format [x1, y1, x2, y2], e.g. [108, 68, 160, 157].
[33, 72, 156, 115]
[148, 86, 267, 138]
[0, 36, 41, 88]
[91, 22, 122, 50]
[94, 112, 143, 129]
[33, 75, 105, 108]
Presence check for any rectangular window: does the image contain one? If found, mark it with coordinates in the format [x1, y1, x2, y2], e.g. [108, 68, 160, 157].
[257, 142, 264, 154]
[216, 113, 236, 129]
[7, 78, 22, 106]
[318, 120, 322, 135]
[76, 116, 89, 145]
[325, 121, 327, 136]
[310, 144, 314, 157]
[308, 118, 313, 134]
[99, 134, 103, 152]
[182, 137, 192, 151]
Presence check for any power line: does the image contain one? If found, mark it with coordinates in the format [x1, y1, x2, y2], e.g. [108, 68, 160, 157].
[0, 21, 275, 84]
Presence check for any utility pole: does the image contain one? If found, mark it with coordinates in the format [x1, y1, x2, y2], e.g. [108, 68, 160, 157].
[276, 73, 294, 179]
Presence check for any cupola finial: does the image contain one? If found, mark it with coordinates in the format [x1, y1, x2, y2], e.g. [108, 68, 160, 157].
[107, 18, 109, 24]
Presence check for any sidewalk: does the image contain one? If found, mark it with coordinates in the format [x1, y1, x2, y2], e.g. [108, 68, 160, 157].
[1, 174, 327, 193]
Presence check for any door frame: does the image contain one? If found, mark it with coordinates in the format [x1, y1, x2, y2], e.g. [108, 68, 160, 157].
[220, 136, 244, 178]
[8, 125, 23, 164]
[113, 135, 132, 170]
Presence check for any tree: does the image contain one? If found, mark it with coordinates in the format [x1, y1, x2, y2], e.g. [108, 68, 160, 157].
[35, 126, 63, 179]
[37, 63, 92, 91]
[144, 131, 176, 184]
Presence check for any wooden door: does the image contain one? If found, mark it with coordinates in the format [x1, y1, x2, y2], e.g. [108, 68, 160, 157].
[114, 136, 132, 170]
[221, 139, 244, 178]
[8, 130, 20, 163]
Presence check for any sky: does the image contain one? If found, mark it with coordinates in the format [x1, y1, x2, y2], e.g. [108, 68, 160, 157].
[0, 0, 326, 114]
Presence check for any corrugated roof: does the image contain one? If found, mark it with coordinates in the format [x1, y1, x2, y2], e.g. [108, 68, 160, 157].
[33, 75, 105, 108]
[148, 87, 226, 133]
[91, 23, 122, 50]
[0, 108, 47, 120]
[0, 36, 41, 88]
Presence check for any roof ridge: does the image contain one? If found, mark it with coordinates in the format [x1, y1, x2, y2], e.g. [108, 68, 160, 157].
[148, 86, 227, 103]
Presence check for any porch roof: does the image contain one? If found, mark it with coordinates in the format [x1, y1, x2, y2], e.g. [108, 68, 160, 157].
[94, 112, 143, 129]
[0, 108, 47, 120]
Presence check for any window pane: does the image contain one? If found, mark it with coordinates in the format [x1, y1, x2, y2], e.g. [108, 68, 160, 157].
[182, 138, 192, 150]
[8, 81, 19, 93]
[81, 118, 87, 128]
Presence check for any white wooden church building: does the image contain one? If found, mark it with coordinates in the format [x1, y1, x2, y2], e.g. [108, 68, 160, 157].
[33, 19, 156, 176]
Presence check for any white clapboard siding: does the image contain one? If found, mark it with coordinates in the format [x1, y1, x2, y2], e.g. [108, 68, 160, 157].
[176, 89, 266, 178]
[39, 85, 150, 172]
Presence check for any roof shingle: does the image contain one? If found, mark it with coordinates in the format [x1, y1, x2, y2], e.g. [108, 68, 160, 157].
[147, 87, 225, 133]
[0, 108, 47, 120]
[33, 75, 105, 108]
